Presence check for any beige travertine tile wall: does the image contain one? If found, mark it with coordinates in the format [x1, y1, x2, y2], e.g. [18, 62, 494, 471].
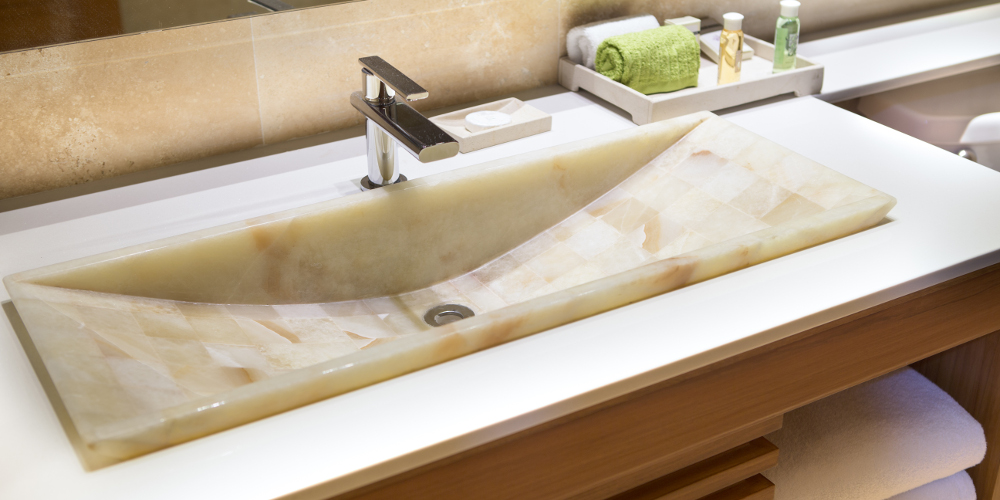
[251, 0, 558, 144]
[0, 20, 262, 199]
[0, 0, 969, 199]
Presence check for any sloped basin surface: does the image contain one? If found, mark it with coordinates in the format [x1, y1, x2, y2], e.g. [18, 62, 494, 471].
[4, 112, 895, 467]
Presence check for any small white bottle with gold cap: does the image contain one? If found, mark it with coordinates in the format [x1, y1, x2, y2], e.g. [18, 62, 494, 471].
[717, 12, 745, 85]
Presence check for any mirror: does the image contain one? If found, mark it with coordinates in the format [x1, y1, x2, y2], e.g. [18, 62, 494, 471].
[0, 0, 360, 54]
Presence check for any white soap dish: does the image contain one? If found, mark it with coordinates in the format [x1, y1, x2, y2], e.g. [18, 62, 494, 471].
[430, 98, 552, 153]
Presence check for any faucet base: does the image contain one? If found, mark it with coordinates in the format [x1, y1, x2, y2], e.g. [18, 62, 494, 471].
[360, 174, 408, 191]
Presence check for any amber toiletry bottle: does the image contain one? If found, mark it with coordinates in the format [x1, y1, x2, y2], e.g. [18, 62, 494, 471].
[718, 12, 745, 85]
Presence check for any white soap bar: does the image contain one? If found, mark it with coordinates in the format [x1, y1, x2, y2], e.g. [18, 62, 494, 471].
[700, 31, 754, 63]
[664, 16, 701, 34]
[465, 110, 513, 133]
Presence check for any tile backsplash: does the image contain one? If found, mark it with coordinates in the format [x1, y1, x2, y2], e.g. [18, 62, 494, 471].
[0, 0, 969, 199]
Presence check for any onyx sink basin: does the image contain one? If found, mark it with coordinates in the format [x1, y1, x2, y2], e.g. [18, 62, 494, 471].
[3, 111, 895, 467]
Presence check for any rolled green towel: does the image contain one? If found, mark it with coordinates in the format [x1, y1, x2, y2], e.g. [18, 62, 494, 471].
[595, 25, 700, 95]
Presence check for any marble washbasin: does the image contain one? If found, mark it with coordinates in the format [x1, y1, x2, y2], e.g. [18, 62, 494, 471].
[4, 112, 895, 468]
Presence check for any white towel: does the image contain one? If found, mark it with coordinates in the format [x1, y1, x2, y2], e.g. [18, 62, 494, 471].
[565, 15, 660, 70]
[763, 367, 985, 500]
[886, 470, 976, 500]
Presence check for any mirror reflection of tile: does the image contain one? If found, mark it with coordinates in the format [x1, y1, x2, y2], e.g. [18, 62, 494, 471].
[0, 0, 357, 53]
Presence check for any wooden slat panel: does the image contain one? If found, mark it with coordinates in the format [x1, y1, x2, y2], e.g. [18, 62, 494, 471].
[328, 263, 1000, 500]
[334, 415, 782, 500]
[610, 438, 778, 500]
[699, 475, 774, 500]
[913, 330, 1000, 500]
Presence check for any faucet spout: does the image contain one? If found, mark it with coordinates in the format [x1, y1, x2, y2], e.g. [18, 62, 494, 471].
[350, 56, 459, 189]
[350, 92, 459, 163]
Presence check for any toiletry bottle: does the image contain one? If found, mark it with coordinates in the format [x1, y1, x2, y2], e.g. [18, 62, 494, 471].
[773, 0, 801, 73]
[718, 13, 744, 85]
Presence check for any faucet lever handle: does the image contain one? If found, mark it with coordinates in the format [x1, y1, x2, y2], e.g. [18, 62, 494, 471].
[359, 56, 429, 102]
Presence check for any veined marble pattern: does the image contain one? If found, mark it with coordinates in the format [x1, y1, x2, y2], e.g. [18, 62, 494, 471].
[5, 113, 895, 467]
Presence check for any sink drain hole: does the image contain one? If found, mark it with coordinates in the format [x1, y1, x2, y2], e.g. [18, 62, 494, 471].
[424, 304, 475, 327]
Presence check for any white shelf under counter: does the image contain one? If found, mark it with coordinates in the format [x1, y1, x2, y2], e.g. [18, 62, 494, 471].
[800, 3, 1000, 102]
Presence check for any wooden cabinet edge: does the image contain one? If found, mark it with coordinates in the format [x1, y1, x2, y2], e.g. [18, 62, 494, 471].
[327, 263, 1000, 500]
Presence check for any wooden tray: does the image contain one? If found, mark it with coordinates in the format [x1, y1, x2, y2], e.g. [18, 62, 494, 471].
[558, 34, 824, 125]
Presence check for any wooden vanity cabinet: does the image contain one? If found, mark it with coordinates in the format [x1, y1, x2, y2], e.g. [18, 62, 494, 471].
[331, 262, 1000, 500]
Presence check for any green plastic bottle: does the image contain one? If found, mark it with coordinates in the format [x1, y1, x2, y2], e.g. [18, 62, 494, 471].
[773, 0, 800, 73]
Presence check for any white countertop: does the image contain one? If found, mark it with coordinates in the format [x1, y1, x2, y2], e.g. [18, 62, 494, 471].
[3, 92, 1000, 499]
[800, 3, 1000, 102]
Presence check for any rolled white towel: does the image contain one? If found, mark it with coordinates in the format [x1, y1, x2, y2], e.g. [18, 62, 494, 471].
[763, 367, 985, 500]
[566, 15, 660, 69]
[886, 470, 976, 500]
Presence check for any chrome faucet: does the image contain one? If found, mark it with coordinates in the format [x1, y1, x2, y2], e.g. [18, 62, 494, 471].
[351, 56, 459, 189]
